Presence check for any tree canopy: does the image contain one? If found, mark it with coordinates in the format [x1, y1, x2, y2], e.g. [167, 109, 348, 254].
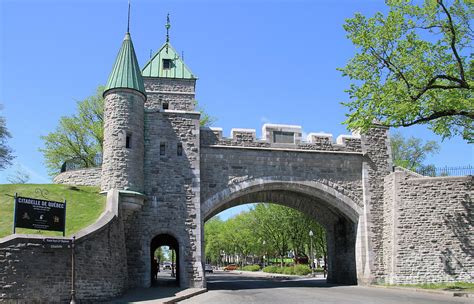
[340, 0, 473, 142]
[391, 131, 440, 171]
[0, 104, 14, 170]
[204, 203, 326, 267]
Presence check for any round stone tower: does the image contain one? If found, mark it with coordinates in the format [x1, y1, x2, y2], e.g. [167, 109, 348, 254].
[101, 32, 146, 193]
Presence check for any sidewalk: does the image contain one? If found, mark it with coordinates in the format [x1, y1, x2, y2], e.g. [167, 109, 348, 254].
[369, 284, 474, 298]
[222, 269, 326, 280]
[105, 287, 207, 304]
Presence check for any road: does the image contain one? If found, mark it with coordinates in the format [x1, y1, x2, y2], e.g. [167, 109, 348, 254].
[179, 271, 473, 304]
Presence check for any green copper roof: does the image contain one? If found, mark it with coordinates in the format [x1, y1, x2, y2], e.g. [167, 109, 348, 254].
[104, 33, 145, 96]
[142, 42, 196, 79]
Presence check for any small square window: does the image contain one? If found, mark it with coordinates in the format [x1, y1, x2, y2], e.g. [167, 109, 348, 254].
[177, 143, 183, 156]
[163, 59, 172, 70]
[160, 143, 166, 156]
[162, 101, 169, 110]
[126, 133, 132, 149]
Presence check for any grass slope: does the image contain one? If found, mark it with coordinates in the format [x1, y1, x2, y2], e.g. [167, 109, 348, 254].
[0, 184, 105, 238]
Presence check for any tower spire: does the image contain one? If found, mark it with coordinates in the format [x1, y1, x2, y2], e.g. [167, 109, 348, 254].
[127, 0, 131, 33]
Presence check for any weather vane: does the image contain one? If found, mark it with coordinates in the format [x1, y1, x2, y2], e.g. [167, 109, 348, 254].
[166, 13, 171, 43]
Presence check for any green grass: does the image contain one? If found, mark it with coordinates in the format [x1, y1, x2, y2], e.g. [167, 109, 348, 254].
[240, 265, 261, 271]
[0, 184, 106, 238]
[385, 282, 474, 292]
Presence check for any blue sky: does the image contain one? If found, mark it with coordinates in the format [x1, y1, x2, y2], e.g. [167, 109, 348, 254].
[1, 0, 472, 220]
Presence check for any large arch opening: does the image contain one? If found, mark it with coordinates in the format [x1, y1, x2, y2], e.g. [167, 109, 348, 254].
[150, 234, 180, 287]
[202, 179, 364, 285]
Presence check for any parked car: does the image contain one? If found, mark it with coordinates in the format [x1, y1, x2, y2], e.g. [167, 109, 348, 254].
[223, 264, 238, 271]
[205, 264, 213, 273]
[162, 262, 172, 270]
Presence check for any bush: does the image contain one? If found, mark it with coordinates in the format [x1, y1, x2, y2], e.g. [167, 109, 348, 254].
[262, 266, 279, 273]
[241, 265, 260, 271]
[293, 264, 311, 275]
[282, 267, 295, 275]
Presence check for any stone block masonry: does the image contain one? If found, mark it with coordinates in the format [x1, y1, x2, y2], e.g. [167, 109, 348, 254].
[53, 167, 101, 186]
[383, 171, 474, 284]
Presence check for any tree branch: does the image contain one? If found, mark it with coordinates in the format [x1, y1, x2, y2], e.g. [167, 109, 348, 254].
[437, 0, 467, 84]
[392, 109, 474, 127]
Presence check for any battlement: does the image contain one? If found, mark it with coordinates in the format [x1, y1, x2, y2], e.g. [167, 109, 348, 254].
[201, 124, 362, 153]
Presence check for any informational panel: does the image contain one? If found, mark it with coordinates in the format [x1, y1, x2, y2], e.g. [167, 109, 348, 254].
[14, 196, 66, 234]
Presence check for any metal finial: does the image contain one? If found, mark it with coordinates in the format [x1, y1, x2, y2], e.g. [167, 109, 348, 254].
[127, 0, 131, 33]
[165, 13, 171, 43]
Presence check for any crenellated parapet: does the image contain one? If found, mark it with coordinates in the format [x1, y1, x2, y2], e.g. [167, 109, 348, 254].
[201, 123, 362, 153]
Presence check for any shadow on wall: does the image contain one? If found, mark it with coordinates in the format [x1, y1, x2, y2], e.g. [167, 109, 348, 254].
[441, 178, 473, 278]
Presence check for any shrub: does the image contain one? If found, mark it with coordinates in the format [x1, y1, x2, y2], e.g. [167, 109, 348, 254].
[263, 266, 279, 273]
[293, 264, 311, 275]
[242, 265, 260, 271]
[283, 267, 295, 275]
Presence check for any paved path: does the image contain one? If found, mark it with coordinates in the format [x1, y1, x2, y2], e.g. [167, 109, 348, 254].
[180, 271, 473, 304]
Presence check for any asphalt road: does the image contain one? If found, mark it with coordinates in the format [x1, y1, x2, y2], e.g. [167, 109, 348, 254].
[179, 272, 473, 304]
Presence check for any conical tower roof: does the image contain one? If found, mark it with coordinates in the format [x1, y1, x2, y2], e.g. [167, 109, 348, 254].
[104, 32, 146, 96]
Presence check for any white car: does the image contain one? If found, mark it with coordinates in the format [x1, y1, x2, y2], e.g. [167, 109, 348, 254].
[205, 264, 213, 273]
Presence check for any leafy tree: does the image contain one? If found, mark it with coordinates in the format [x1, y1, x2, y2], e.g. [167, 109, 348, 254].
[391, 131, 440, 171]
[40, 86, 104, 175]
[340, 0, 473, 142]
[7, 165, 31, 184]
[41, 86, 215, 175]
[0, 104, 14, 170]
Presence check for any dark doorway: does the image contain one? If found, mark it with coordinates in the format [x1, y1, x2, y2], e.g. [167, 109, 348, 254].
[150, 234, 180, 287]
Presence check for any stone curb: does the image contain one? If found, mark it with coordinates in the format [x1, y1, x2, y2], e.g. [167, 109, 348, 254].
[369, 285, 474, 298]
[162, 288, 207, 304]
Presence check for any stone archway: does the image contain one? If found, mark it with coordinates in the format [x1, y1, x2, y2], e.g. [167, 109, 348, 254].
[150, 234, 180, 287]
[202, 178, 368, 285]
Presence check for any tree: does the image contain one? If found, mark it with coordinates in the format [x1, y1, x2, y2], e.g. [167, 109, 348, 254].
[340, 0, 473, 142]
[40, 86, 104, 176]
[391, 131, 440, 171]
[7, 165, 31, 184]
[0, 104, 14, 170]
[41, 86, 215, 175]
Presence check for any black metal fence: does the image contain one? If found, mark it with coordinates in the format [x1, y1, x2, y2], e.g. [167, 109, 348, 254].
[60, 154, 103, 173]
[416, 165, 473, 177]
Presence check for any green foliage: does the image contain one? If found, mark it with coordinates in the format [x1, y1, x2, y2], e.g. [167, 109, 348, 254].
[391, 131, 440, 171]
[204, 203, 326, 268]
[0, 184, 105, 238]
[0, 104, 14, 170]
[40, 87, 105, 176]
[262, 265, 311, 276]
[293, 264, 311, 276]
[241, 265, 260, 271]
[262, 266, 280, 273]
[340, 0, 473, 142]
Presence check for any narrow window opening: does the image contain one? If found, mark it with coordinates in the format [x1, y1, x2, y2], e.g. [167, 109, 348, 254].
[162, 101, 169, 110]
[177, 143, 183, 156]
[126, 133, 132, 149]
[163, 59, 172, 70]
[160, 143, 166, 156]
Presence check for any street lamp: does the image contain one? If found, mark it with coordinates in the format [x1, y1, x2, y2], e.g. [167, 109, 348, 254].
[262, 240, 266, 268]
[309, 230, 314, 277]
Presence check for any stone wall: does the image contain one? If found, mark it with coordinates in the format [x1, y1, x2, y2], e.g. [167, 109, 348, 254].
[53, 167, 101, 186]
[383, 171, 473, 284]
[101, 89, 145, 193]
[201, 127, 362, 153]
[0, 191, 128, 303]
[144, 78, 196, 111]
[122, 107, 204, 289]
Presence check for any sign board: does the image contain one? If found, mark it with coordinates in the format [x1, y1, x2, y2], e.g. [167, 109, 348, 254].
[43, 238, 72, 249]
[14, 196, 66, 235]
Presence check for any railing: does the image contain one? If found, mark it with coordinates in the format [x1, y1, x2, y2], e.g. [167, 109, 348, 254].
[416, 165, 473, 177]
[60, 154, 103, 173]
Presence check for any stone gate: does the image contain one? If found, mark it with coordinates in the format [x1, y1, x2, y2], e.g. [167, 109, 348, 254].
[1, 25, 472, 303]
